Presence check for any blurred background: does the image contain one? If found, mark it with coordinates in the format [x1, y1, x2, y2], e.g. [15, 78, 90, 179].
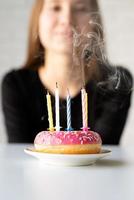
[0, 0, 134, 144]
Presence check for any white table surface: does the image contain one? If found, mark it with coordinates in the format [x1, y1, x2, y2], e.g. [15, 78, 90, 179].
[0, 144, 134, 200]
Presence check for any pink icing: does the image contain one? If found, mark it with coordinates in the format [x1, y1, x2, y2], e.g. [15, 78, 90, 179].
[34, 130, 102, 145]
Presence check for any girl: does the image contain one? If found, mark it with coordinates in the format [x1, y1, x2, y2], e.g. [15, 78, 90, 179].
[2, 0, 133, 143]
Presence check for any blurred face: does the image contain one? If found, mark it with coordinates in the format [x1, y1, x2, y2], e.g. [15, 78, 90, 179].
[39, 0, 92, 54]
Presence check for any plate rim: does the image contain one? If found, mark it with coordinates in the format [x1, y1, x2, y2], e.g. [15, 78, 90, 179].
[24, 147, 112, 156]
[24, 147, 112, 166]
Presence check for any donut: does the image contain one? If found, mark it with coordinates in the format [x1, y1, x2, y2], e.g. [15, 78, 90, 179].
[34, 130, 102, 154]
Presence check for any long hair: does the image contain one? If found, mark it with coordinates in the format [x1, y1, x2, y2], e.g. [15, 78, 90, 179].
[23, 0, 104, 70]
[24, 0, 44, 69]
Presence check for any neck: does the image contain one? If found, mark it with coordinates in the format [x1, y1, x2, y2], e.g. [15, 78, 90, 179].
[38, 50, 93, 98]
[45, 51, 73, 82]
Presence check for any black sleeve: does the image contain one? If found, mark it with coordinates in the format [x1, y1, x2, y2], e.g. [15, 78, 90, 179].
[94, 92, 132, 144]
[1, 72, 32, 143]
[95, 67, 133, 144]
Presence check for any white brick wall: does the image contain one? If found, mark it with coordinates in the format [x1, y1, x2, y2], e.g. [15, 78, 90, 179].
[99, 0, 134, 145]
[0, 0, 34, 142]
[0, 0, 134, 144]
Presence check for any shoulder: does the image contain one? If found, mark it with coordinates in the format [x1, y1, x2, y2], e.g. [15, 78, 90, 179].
[2, 68, 37, 88]
[116, 66, 133, 81]
[1, 68, 39, 98]
[2, 68, 36, 84]
[114, 65, 133, 92]
[98, 64, 133, 94]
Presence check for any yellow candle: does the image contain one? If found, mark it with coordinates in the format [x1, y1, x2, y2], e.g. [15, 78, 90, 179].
[46, 92, 54, 131]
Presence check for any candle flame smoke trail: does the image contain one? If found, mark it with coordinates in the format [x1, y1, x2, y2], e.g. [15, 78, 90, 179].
[71, 12, 133, 94]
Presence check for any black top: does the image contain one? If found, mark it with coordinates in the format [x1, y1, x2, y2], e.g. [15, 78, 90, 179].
[1, 67, 133, 144]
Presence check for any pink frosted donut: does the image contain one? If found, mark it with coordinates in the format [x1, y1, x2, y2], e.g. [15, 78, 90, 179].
[34, 130, 102, 154]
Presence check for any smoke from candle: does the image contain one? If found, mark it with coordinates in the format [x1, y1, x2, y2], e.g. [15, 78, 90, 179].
[71, 12, 133, 93]
[35, 12, 133, 94]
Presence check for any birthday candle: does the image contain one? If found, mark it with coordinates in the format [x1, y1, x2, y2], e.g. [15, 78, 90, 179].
[81, 88, 88, 129]
[86, 92, 88, 127]
[66, 88, 72, 131]
[55, 83, 60, 131]
[46, 92, 54, 131]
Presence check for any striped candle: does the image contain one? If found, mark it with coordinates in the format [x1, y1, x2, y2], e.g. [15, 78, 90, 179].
[66, 88, 72, 131]
[46, 91, 54, 131]
[85, 92, 88, 127]
[55, 82, 60, 131]
[81, 88, 88, 129]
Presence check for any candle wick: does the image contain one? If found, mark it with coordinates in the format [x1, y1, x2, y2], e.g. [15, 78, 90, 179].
[82, 80, 85, 89]
[81, 84, 85, 90]
[56, 82, 58, 88]
[81, 87, 85, 91]
[67, 88, 70, 96]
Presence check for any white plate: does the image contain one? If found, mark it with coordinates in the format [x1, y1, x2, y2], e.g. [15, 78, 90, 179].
[24, 147, 111, 166]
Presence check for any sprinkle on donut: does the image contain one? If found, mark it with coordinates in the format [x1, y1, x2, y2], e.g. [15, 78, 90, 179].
[34, 130, 102, 146]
